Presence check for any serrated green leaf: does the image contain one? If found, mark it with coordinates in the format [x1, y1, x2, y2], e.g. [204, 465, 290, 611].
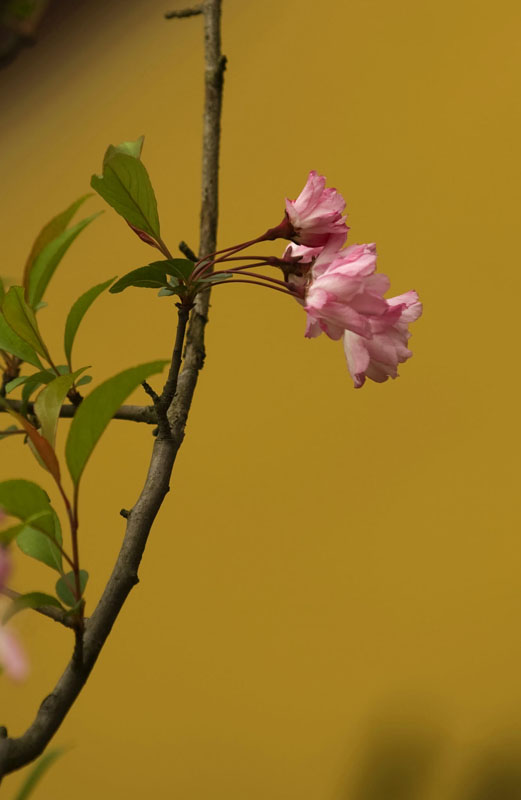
[103, 136, 144, 165]
[2, 286, 47, 358]
[13, 747, 64, 800]
[34, 368, 88, 447]
[56, 569, 88, 607]
[23, 195, 92, 291]
[0, 312, 43, 368]
[64, 278, 114, 368]
[109, 266, 170, 294]
[91, 152, 160, 240]
[27, 212, 103, 308]
[2, 592, 64, 624]
[65, 360, 168, 484]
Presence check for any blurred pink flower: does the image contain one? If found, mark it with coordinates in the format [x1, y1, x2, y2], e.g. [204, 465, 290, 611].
[0, 543, 10, 588]
[343, 291, 422, 388]
[283, 171, 348, 247]
[304, 243, 389, 339]
[0, 627, 28, 681]
[0, 547, 29, 681]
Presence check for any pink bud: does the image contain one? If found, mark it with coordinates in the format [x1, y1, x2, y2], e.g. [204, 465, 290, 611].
[126, 222, 161, 250]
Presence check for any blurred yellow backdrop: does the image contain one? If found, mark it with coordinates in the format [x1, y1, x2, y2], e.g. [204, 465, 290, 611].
[1, 0, 521, 796]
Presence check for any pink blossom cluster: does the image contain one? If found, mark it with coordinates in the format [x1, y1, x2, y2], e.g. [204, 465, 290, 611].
[0, 517, 28, 681]
[281, 171, 422, 388]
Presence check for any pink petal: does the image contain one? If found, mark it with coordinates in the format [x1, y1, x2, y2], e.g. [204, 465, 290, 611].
[0, 627, 29, 681]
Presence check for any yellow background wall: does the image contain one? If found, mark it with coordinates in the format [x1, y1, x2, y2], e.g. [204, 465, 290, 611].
[1, 0, 521, 796]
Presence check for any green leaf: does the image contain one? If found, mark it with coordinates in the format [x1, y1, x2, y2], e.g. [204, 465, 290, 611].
[3, 592, 64, 624]
[4, 369, 55, 395]
[0, 523, 24, 544]
[16, 510, 63, 573]
[91, 152, 160, 240]
[21, 372, 53, 410]
[109, 260, 194, 294]
[4, 406, 61, 482]
[56, 569, 88, 607]
[109, 266, 170, 294]
[75, 374, 92, 387]
[155, 259, 195, 281]
[66, 360, 168, 484]
[64, 278, 114, 367]
[0, 480, 63, 571]
[13, 748, 64, 800]
[23, 195, 92, 291]
[0, 480, 52, 526]
[34, 367, 88, 447]
[2, 286, 47, 358]
[103, 135, 144, 165]
[0, 277, 4, 304]
[0, 312, 43, 368]
[27, 212, 103, 308]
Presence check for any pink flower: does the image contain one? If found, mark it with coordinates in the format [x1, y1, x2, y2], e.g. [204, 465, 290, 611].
[0, 547, 29, 681]
[282, 243, 323, 265]
[0, 627, 29, 681]
[0, 544, 10, 589]
[343, 291, 422, 388]
[304, 243, 390, 339]
[285, 171, 348, 247]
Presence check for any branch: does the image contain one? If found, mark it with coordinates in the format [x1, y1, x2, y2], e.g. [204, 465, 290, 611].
[0, 400, 157, 424]
[0, 0, 225, 777]
[164, 5, 203, 19]
[0, 588, 76, 630]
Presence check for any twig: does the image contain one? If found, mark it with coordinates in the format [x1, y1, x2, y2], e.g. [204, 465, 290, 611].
[0, 400, 157, 424]
[141, 381, 160, 403]
[179, 240, 198, 261]
[0, 588, 76, 630]
[159, 304, 191, 418]
[0, 0, 225, 777]
[164, 5, 203, 19]
[0, 428, 24, 438]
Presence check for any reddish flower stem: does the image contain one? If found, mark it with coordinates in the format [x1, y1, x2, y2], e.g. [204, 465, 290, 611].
[210, 277, 298, 297]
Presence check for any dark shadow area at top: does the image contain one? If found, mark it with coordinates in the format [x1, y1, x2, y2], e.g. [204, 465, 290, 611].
[0, 0, 141, 73]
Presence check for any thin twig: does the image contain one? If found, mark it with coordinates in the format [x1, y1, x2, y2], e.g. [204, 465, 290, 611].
[165, 5, 203, 19]
[0, 588, 76, 630]
[0, 0, 225, 777]
[0, 400, 157, 424]
[179, 241, 198, 261]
